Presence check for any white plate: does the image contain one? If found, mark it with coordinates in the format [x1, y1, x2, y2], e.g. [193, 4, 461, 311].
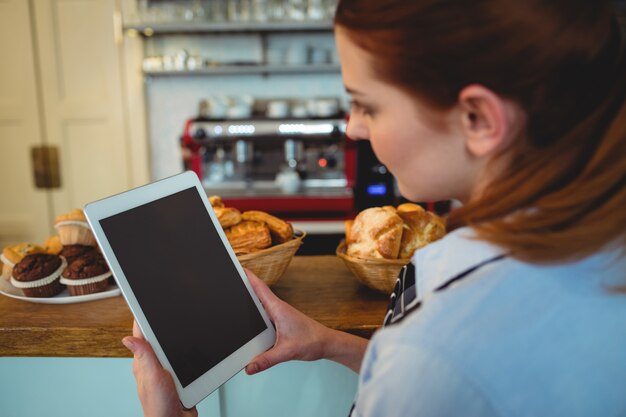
[0, 278, 120, 304]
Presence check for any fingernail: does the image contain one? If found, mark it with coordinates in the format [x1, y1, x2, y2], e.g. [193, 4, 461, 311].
[122, 338, 136, 353]
[247, 363, 259, 374]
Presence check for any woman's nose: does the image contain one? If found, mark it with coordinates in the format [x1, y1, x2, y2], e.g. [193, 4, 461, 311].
[345, 113, 369, 141]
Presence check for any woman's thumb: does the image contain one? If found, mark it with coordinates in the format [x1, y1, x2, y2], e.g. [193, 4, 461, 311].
[245, 269, 278, 309]
[123, 336, 161, 369]
[245, 347, 285, 375]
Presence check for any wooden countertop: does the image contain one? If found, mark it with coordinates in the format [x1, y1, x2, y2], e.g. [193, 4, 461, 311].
[0, 256, 388, 358]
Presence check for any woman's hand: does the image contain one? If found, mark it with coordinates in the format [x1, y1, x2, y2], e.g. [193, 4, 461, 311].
[122, 321, 198, 417]
[244, 270, 369, 375]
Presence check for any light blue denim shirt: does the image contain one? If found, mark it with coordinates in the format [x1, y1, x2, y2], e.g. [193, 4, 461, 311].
[352, 227, 626, 417]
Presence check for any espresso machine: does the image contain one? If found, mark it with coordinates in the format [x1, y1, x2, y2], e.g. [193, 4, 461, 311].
[181, 98, 357, 221]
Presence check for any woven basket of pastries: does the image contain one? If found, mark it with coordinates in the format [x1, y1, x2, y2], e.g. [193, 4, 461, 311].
[209, 195, 305, 286]
[336, 203, 446, 294]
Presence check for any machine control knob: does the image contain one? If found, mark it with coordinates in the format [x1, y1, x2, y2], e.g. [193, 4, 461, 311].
[193, 127, 207, 140]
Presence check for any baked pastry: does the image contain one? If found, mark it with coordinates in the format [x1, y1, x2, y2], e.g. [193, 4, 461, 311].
[55, 209, 97, 246]
[42, 235, 63, 255]
[347, 207, 404, 259]
[214, 206, 242, 228]
[345, 220, 355, 244]
[11, 253, 66, 297]
[225, 221, 272, 254]
[60, 251, 111, 296]
[1, 243, 45, 281]
[396, 204, 445, 258]
[59, 244, 97, 265]
[241, 210, 293, 244]
[209, 195, 224, 208]
[396, 202, 422, 213]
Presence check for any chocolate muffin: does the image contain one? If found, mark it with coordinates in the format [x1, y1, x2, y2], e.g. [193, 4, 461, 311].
[60, 251, 111, 296]
[1, 242, 45, 281]
[11, 253, 66, 297]
[59, 244, 97, 265]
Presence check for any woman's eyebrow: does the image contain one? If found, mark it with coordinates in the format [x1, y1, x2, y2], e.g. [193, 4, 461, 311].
[345, 86, 364, 96]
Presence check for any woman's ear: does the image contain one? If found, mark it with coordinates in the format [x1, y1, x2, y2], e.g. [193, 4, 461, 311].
[458, 85, 520, 157]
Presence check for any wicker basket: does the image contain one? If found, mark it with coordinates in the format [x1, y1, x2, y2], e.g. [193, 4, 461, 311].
[336, 240, 409, 294]
[237, 230, 306, 286]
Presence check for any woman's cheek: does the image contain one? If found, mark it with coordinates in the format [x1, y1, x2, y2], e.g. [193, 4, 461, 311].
[368, 132, 391, 166]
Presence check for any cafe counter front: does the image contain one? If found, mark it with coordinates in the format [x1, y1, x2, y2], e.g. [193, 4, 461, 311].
[0, 256, 388, 417]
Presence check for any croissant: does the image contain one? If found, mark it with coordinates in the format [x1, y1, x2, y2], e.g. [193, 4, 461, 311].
[214, 207, 242, 229]
[225, 221, 272, 254]
[208, 195, 224, 208]
[242, 210, 293, 244]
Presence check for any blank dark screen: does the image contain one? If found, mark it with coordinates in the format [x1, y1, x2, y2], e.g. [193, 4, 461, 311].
[100, 187, 267, 387]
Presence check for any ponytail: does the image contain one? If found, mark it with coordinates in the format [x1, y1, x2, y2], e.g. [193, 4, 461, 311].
[449, 51, 626, 262]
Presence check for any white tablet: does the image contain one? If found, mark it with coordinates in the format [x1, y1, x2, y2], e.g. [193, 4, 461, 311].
[84, 171, 276, 409]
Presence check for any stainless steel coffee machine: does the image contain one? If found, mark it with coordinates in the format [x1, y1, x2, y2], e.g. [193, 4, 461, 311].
[181, 98, 354, 219]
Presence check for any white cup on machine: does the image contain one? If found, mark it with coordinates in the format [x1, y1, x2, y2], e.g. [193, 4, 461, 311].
[275, 168, 301, 194]
[267, 100, 290, 118]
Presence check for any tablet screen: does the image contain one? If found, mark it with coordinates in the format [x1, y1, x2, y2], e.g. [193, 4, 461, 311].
[99, 187, 267, 387]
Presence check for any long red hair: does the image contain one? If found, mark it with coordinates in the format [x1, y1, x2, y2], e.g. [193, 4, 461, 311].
[336, 0, 626, 263]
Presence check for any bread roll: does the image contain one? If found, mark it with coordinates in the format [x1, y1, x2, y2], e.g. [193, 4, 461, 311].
[347, 207, 404, 259]
[397, 203, 422, 213]
[397, 205, 446, 258]
[344, 220, 355, 244]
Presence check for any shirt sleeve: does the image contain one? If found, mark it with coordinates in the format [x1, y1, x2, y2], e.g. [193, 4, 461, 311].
[352, 336, 502, 417]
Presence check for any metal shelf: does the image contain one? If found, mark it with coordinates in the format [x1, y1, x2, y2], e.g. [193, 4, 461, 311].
[143, 63, 341, 76]
[124, 20, 333, 35]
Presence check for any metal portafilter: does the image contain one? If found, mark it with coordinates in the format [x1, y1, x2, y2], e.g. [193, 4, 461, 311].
[278, 139, 304, 194]
[235, 139, 253, 163]
[235, 139, 254, 180]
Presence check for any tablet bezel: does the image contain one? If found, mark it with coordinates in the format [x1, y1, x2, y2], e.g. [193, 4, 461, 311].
[84, 171, 276, 408]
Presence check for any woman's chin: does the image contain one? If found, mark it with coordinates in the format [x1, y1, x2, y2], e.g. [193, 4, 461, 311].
[396, 183, 440, 204]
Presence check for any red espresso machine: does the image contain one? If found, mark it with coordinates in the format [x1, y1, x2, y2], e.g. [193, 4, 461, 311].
[181, 100, 359, 228]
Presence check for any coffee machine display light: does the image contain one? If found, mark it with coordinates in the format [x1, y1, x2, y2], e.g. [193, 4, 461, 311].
[278, 123, 336, 135]
[227, 124, 256, 135]
[367, 184, 388, 196]
[190, 119, 346, 141]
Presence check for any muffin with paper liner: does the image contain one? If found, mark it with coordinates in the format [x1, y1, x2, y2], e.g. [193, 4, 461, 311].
[59, 244, 97, 265]
[54, 209, 97, 246]
[1, 243, 45, 281]
[60, 251, 111, 296]
[11, 253, 66, 297]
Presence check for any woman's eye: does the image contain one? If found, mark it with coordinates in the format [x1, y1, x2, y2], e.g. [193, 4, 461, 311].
[350, 101, 373, 116]
[360, 107, 373, 117]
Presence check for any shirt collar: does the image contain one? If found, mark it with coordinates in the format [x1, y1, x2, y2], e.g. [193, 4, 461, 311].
[412, 226, 506, 298]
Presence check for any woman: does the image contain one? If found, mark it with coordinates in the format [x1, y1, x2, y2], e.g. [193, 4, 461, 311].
[122, 1, 626, 416]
